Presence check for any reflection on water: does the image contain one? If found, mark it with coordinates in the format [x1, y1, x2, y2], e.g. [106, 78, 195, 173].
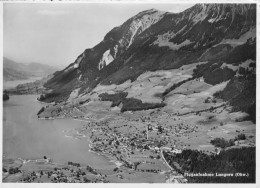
[3, 95, 112, 168]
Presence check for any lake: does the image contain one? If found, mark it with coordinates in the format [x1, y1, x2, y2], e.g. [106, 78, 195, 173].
[3, 95, 113, 168]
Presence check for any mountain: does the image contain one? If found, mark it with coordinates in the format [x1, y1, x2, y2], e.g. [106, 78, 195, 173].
[40, 3, 256, 121]
[33, 4, 256, 183]
[3, 57, 58, 81]
[25, 62, 57, 75]
[3, 67, 29, 81]
[3, 57, 31, 81]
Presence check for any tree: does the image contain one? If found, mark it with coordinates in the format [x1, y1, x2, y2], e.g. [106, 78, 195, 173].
[9, 168, 14, 174]
[235, 134, 246, 141]
[3, 90, 9, 101]
[83, 177, 91, 183]
[113, 167, 118, 172]
[158, 125, 163, 133]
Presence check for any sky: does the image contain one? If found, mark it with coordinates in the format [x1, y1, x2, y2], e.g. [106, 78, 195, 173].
[3, 3, 194, 67]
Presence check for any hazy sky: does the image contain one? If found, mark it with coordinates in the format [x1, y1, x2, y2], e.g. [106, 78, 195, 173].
[3, 3, 194, 67]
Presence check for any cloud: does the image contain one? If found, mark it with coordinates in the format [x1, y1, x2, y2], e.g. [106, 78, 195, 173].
[37, 10, 70, 16]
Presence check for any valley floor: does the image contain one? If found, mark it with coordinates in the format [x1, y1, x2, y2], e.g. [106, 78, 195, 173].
[33, 96, 255, 183]
[5, 94, 255, 183]
[8, 63, 255, 183]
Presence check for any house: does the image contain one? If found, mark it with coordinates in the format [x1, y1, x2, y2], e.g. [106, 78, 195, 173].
[171, 149, 182, 154]
[161, 147, 171, 151]
[215, 148, 221, 155]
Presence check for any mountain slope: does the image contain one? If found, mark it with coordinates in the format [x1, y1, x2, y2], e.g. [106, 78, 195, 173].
[43, 4, 255, 105]
[3, 68, 29, 81]
[3, 57, 31, 81]
[41, 3, 256, 123]
[3, 57, 58, 81]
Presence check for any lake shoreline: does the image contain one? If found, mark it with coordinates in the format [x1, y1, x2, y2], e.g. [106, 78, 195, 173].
[3, 94, 176, 183]
[3, 95, 114, 166]
[4, 94, 120, 170]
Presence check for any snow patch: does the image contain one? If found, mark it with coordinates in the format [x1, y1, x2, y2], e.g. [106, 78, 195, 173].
[98, 49, 114, 70]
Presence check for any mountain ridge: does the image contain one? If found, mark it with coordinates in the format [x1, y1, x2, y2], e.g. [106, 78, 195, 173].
[3, 57, 58, 81]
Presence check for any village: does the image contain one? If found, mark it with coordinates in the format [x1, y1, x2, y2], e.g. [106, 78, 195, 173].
[79, 110, 201, 177]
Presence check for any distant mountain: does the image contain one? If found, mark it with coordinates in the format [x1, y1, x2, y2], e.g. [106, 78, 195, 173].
[3, 57, 31, 81]
[3, 57, 58, 81]
[3, 67, 29, 81]
[26, 62, 57, 73]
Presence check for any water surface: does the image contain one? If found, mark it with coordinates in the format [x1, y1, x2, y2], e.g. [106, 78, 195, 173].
[3, 95, 112, 168]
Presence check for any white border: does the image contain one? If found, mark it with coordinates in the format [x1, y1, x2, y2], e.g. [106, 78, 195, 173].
[0, 1, 259, 188]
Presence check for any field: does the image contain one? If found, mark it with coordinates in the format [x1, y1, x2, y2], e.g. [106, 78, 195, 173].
[33, 61, 255, 183]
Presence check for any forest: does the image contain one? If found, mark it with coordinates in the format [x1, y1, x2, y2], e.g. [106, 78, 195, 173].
[213, 73, 256, 123]
[210, 134, 247, 148]
[98, 92, 166, 112]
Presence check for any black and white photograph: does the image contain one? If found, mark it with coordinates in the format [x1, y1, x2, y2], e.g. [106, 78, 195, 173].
[1, 0, 257, 185]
